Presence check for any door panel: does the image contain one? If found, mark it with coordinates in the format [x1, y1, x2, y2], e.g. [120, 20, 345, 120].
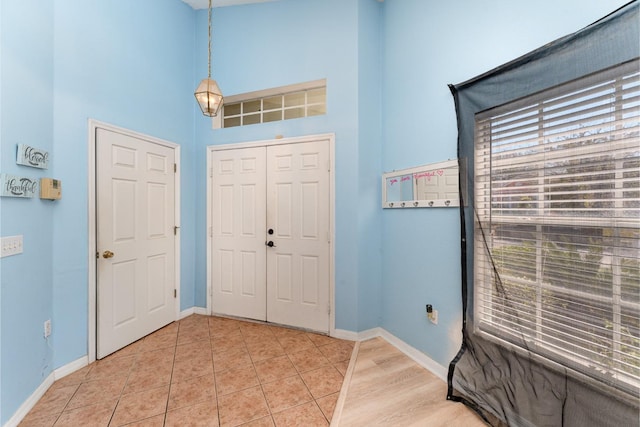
[266, 141, 330, 333]
[211, 147, 267, 320]
[97, 128, 176, 359]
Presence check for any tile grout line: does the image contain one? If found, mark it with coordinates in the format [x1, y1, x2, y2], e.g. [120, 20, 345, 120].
[248, 329, 276, 426]
[208, 318, 223, 427]
[277, 333, 317, 424]
[160, 322, 180, 427]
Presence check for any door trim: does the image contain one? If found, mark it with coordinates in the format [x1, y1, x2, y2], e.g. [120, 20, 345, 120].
[87, 119, 181, 363]
[206, 133, 336, 335]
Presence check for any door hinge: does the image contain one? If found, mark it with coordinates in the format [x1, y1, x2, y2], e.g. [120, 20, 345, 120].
[327, 231, 331, 244]
[174, 289, 177, 298]
[327, 160, 331, 172]
[174, 225, 180, 235]
[209, 167, 213, 178]
[327, 304, 331, 315]
[209, 227, 213, 237]
[96, 251, 99, 259]
[174, 163, 177, 173]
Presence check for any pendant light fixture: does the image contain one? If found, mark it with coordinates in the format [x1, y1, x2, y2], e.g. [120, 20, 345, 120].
[194, 0, 223, 117]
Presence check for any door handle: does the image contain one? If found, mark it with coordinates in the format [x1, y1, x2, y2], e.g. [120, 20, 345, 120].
[266, 241, 276, 248]
[102, 250, 115, 259]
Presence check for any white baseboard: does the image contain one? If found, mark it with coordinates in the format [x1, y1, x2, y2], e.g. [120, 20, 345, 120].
[4, 356, 89, 427]
[179, 307, 208, 319]
[356, 327, 383, 341]
[377, 329, 448, 381]
[54, 356, 88, 381]
[332, 329, 359, 341]
[334, 326, 447, 382]
[193, 307, 208, 316]
[3, 372, 55, 427]
[179, 308, 195, 319]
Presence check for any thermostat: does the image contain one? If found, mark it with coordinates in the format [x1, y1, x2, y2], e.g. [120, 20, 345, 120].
[40, 178, 61, 200]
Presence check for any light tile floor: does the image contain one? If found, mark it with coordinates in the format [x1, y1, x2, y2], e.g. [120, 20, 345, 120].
[19, 315, 354, 427]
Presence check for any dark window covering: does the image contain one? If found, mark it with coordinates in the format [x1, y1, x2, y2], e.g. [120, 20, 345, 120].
[447, 2, 640, 426]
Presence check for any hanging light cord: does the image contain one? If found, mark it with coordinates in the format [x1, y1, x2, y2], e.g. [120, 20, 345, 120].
[207, 0, 212, 79]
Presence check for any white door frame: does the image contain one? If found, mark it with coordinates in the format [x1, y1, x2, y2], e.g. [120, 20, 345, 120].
[206, 133, 336, 335]
[87, 119, 181, 363]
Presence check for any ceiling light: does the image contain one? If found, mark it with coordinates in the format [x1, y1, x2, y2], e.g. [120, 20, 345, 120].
[194, 0, 223, 117]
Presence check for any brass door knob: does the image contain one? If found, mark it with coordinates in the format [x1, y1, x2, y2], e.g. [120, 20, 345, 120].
[102, 250, 115, 259]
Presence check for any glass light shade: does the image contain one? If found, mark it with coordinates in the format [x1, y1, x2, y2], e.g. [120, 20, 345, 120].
[194, 78, 223, 117]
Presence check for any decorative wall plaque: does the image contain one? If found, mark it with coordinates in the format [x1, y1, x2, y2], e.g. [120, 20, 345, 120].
[16, 144, 49, 169]
[382, 159, 460, 208]
[0, 174, 38, 198]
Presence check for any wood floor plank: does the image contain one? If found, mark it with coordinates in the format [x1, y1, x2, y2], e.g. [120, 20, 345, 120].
[334, 337, 487, 427]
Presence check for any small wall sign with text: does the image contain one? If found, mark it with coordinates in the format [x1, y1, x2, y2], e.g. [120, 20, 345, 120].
[16, 144, 49, 169]
[0, 174, 38, 198]
[382, 159, 460, 208]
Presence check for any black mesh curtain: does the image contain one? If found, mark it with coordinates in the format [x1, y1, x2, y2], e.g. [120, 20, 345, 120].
[447, 2, 640, 426]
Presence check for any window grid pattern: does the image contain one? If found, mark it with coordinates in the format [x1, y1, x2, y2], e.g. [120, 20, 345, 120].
[223, 86, 326, 128]
[474, 61, 640, 394]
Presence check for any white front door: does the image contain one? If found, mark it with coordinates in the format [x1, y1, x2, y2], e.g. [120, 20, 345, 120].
[210, 147, 267, 321]
[210, 138, 331, 333]
[266, 141, 330, 332]
[96, 128, 176, 358]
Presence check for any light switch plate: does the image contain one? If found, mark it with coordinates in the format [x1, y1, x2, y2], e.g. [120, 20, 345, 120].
[1, 235, 23, 258]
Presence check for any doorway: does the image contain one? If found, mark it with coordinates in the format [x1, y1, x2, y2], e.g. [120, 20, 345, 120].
[88, 120, 181, 361]
[207, 134, 335, 334]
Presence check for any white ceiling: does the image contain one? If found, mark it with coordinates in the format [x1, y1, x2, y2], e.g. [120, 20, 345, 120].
[181, 0, 278, 9]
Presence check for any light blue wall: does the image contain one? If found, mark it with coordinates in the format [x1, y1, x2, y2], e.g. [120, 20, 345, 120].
[379, 0, 630, 367]
[0, 1, 54, 421]
[357, 0, 383, 331]
[1, 0, 197, 422]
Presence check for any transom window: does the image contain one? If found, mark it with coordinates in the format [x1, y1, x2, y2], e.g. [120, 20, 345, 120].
[217, 80, 326, 129]
[474, 60, 640, 394]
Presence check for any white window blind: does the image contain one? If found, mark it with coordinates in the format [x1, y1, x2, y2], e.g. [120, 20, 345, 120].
[474, 60, 640, 394]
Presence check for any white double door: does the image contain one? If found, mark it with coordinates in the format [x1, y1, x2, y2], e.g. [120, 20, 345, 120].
[211, 140, 330, 333]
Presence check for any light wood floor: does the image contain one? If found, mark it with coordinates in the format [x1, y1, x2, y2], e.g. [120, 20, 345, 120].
[333, 337, 487, 427]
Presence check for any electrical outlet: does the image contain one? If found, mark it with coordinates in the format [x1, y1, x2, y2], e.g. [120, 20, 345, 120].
[426, 304, 438, 325]
[1, 235, 23, 258]
[44, 320, 52, 338]
[429, 309, 438, 325]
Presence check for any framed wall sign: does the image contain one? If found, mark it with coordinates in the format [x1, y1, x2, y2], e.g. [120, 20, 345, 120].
[16, 144, 49, 169]
[382, 159, 460, 208]
[0, 174, 38, 198]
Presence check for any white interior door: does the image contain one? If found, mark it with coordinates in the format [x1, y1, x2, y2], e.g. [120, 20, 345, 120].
[96, 128, 176, 358]
[266, 141, 330, 333]
[211, 147, 267, 321]
[210, 139, 331, 333]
